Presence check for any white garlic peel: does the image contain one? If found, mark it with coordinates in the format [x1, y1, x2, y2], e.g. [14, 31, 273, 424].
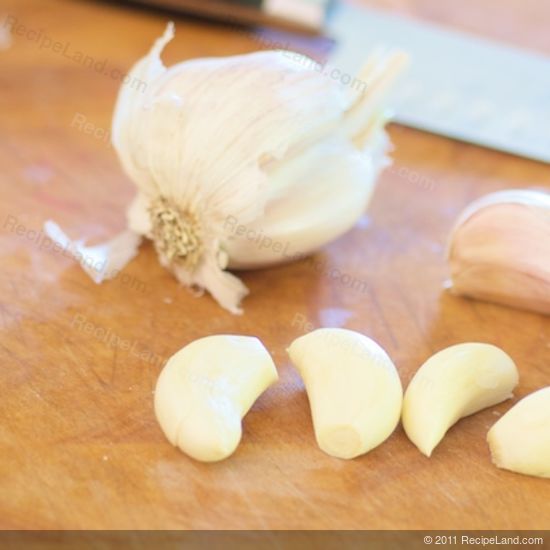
[45, 23, 408, 313]
[154, 335, 278, 462]
[487, 387, 550, 478]
[287, 328, 403, 459]
[402, 343, 519, 457]
[447, 189, 550, 315]
[43, 221, 141, 283]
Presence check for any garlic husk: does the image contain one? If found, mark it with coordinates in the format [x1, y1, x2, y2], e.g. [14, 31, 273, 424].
[46, 24, 407, 313]
[447, 189, 550, 315]
[43, 221, 142, 283]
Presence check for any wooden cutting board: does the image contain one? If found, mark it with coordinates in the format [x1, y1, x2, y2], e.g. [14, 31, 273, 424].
[0, 0, 549, 531]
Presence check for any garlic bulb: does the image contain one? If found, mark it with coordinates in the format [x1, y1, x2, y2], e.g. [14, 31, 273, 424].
[447, 189, 550, 315]
[45, 24, 407, 313]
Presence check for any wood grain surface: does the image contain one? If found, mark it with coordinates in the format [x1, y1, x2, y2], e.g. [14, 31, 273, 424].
[0, 0, 549, 531]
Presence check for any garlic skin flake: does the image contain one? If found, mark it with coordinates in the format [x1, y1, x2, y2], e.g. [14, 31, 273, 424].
[447, 189, 550, 315]
[43, 221, 141, 283]
[47, 24, 407, 313]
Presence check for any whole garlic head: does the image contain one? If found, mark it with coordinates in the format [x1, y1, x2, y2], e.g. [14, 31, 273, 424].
[46, 24, 407, 313]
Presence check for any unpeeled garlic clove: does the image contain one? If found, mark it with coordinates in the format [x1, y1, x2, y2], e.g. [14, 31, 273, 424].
[447, 189, 550, 315]
[487, 386, 550, 478]
[402, 343, 518, 457]
[287, 328, 402, 459]
[224, 136, 380, 270]
[154, 335, 278, 462]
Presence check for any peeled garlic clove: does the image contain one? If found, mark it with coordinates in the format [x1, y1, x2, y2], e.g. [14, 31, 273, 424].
[447, 189, 550, 315]
[155, 335, 278, 462]
[402, 343, 518, 457]
[287, 328, 402, 459]
[487, 386, 550, 478]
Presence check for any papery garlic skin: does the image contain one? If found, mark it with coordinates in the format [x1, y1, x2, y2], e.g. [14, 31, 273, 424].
[43, 221, 142, 283]
[487, 387, 550, 478]
[447, 189, 550, 315]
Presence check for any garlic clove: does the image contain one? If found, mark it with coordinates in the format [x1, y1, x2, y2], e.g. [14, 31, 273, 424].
[288, 328, 403, 459]
[487, 386, 550, 478]
[447, 189, 550, 315]
[155, 335, 278, 462]
[225, 137, 379, 269]
[402, 343, 519, 457]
